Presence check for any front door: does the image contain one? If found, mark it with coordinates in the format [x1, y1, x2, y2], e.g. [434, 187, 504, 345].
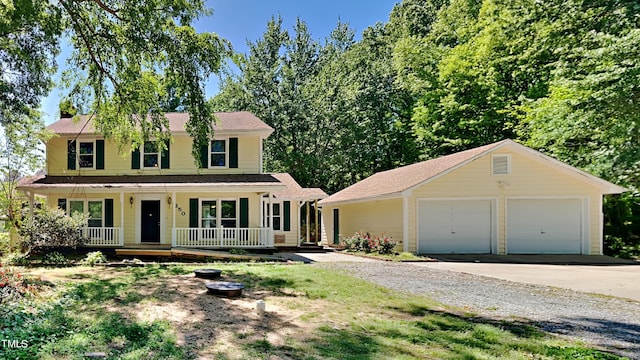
[141, 200, 161, 243]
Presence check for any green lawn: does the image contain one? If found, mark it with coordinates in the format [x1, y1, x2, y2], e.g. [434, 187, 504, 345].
[1, 264, 624, 359]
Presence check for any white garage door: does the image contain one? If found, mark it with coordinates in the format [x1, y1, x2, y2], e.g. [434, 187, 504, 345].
[418, 200, 492, 254]
[507, 199, 582, 254]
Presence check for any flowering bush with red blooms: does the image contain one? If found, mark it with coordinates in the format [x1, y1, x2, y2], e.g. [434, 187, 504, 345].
[0, 264, 37, 303]
[343, 232, 397, 254]
[377, 235, 396, 255]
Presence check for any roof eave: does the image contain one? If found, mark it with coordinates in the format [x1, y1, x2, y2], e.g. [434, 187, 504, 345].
[318, 192, 403, 207]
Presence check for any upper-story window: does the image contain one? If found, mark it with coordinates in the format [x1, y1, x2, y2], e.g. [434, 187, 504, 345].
[210, 140, 227, 167]
[67, 139, 104, 170]
[143, 142, 160, 168]
[78, 141, 94, 168]
[131, 140, 169, 170]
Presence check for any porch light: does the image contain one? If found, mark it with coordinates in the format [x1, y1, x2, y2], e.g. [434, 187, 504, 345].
[167, 197, 172, 205]
[129, 196, 134, 207]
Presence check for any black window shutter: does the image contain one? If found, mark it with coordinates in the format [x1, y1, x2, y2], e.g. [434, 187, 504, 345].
[67, 140, 76, 170]
[96, 140, 105, 169]
[131, 147, 140, 169]
[229, 137, 238, 168]
[58, 198, 67, 213]
[161, 140, 170, 169]
[283, 201, 291, 231]
[333, 208, 340, 244]
[104, 199, 114, 227]
[199, 143, 208, 169]
[189, 198, 199, 228]
[239, 198, 249, 228]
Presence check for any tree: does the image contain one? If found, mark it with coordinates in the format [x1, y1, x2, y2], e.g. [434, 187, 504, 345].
[391, 0, 639, 253]
[0, 114, 51, 230]
[212, 17, 419, 192]
[1, 0, 230, 165]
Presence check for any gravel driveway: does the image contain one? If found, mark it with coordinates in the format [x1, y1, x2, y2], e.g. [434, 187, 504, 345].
[317, 261, 640, 359]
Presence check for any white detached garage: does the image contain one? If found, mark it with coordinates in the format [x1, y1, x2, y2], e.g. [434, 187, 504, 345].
[319, 140, 625, 255]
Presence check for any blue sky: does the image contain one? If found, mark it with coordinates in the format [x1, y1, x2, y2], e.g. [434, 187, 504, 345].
[41, 0, 400, 125]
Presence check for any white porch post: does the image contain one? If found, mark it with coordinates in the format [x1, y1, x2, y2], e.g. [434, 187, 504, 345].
[314, 199, 319, 244]
[27, 191, 34, 218]
[305, 200, 311, 242]
[268, 192, 273, 228]
[172, 192, 176, 247]
[260, 194, 264, 227]
[120, 192, 125, 246]
[403, 196, 409, 253]
[297, 201, 302, 246]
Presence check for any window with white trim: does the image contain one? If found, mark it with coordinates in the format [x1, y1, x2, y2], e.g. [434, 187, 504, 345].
[68, 199, 103, 227]
[262, 200, 283, 230]
[200, 199, 237, 228]
[272, 203, 282, 231]
[78, 141, 95, 168]
[210, 139, 226, 167]
[220, 200, 237, 228]
[142, 141, 160, 168]
[201, 200, 216, 228]
[492, 155, 511, 175]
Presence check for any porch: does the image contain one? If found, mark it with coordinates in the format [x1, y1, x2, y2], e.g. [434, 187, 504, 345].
[83, 227, 274, 248]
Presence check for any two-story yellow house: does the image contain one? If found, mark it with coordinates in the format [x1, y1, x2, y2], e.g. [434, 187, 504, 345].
[18, 111, 326, 249]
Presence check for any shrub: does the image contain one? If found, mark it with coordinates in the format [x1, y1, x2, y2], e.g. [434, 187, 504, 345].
[82, 251, 107, 266]
[229, 248, 248, 255]
[0, 232, 9, 256]
[42, 251, 69, 266]
[4, 252, 30, 266]
[0, 265, 37, 304]
[377, 235, 396, 255]
[343, 232, 368, 252]
[343, 232, 397, 254]
[18, 207, 88, 256]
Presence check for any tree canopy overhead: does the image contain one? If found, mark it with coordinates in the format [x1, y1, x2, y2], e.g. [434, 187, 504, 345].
[1, 0, 230, 162]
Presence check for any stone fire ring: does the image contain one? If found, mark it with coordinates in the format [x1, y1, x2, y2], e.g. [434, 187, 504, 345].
[205, 282, 244, 297]
[194, 269, 222, 279]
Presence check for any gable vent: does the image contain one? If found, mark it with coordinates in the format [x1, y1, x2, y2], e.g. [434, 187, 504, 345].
[492, 155, 510, 175]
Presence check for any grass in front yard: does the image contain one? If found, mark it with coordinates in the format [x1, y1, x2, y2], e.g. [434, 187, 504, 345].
[2, 264, 624, 359]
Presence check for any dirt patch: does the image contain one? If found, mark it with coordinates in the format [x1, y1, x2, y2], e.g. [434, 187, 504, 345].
[105, 271, 331, 358]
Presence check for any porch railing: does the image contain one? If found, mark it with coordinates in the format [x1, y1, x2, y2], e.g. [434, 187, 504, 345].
[173, 227, 274, 248]
[83, 227, 123, 247]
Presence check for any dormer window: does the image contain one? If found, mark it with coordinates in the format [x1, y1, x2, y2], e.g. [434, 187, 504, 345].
[78, 141, 95, 168]
[492, 154, 511, 175]
[143, 142, 160, 168]
[210, 140, 227, 167]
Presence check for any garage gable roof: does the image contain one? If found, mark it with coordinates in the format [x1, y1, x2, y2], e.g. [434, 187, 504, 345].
[319, 139, 626, 206]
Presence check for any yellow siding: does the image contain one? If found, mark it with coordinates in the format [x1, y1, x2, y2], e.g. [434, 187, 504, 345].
[47, 134, 262, 176]
[407, 145, 603, 254]
[43, 191, 270, 246]
[273, 200, 299, 247]
[321, 205, 335, 246]
[336, 199, 404, 249]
